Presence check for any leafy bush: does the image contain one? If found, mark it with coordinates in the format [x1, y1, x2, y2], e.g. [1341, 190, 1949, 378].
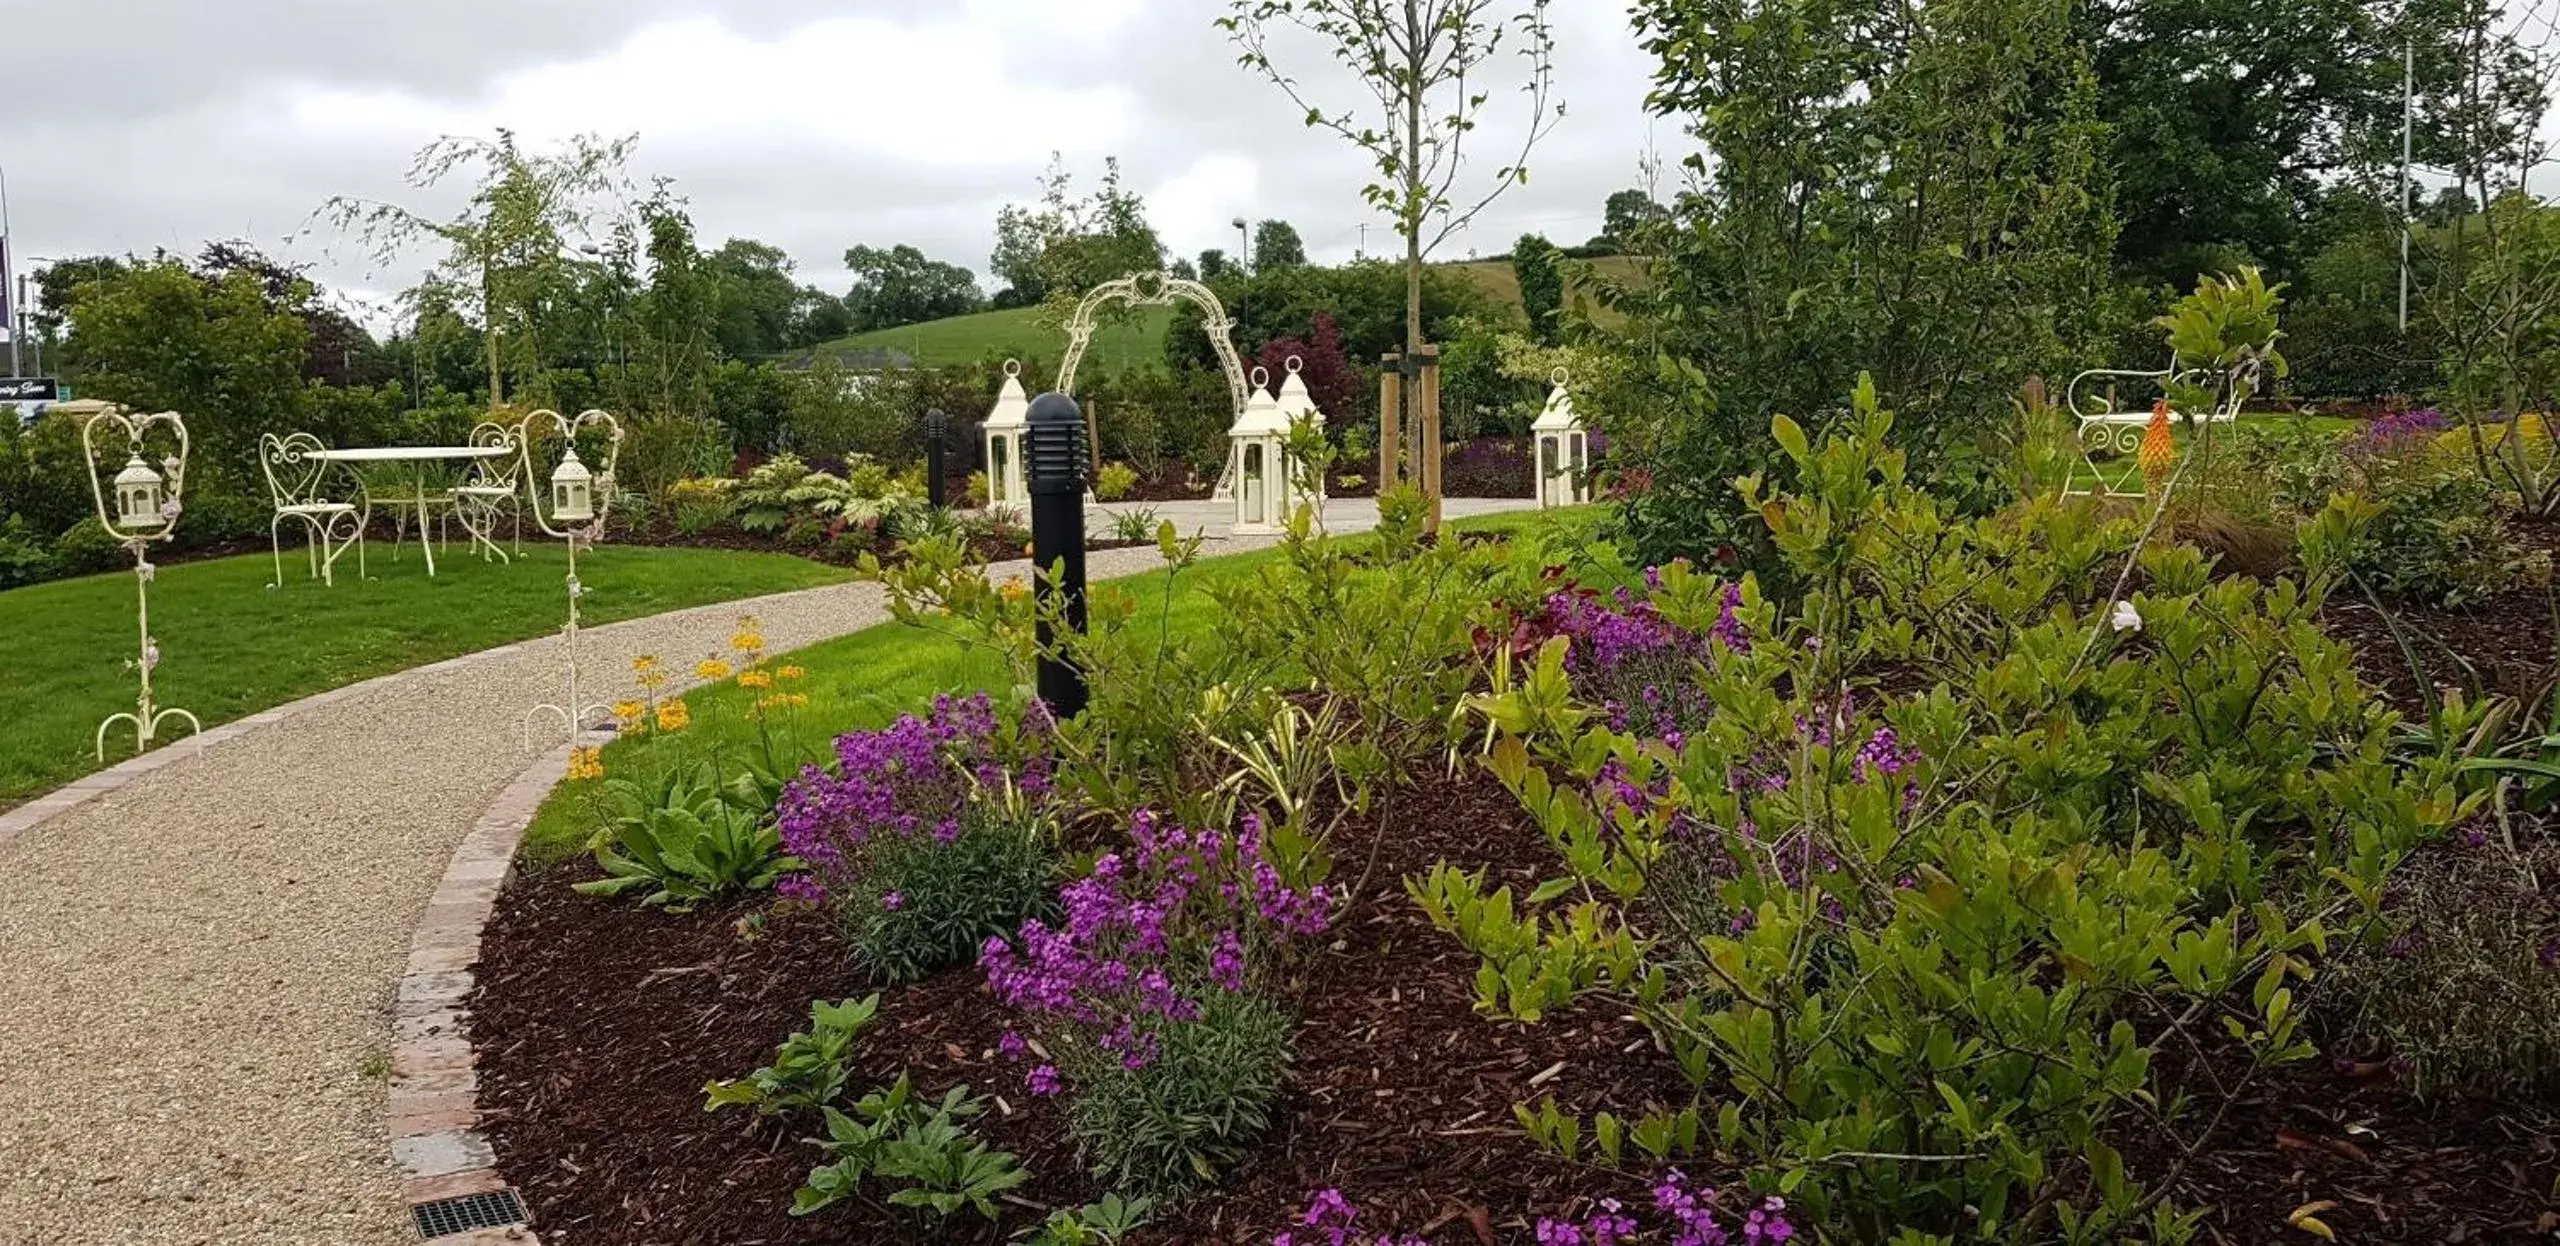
[794, 1075, 1030, 1221]
[621, 414, 731, 503]
[980, 810, 1331, 1196]
[2317, 823, 2560, 1099]
[838, 804, 1057, 984]
[53, 519, 129, 580]
[1020, 1194, 1154, 1246]
[0, 516, 58, 590]
[734, 452, 921, 536]
[1107, 507, 1162, 544]
[665, 477, 737, 536]
[1062, 988, 1291, 1195]
[776, 693, 1058, 979]
[1447, 389, 2467, 1238]
[574, 759, 795, 909]
[704, 995, 880, 1114]
[1094, 460, 1140, 501]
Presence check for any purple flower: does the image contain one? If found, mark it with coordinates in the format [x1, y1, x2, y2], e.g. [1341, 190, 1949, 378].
[1853, 725, 1922, 783]
[997, 1031, 1026, 1059]
[880, 890, 906, 911]
[1025, 1063, 1062, 1096]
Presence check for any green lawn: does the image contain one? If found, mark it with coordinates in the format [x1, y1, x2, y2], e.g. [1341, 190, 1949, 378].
[520, 505, 1608, 866]
[817, 306, 1176, 372]
[0, 544, 851, 805]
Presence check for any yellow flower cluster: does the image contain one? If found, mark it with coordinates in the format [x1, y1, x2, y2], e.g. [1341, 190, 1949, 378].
[998, 576, 1030, 604]
[777, 665, 806, 681]
[612, 700, 645, 724]
[655, 700, 692, 733]
[695, 658, 735, 681]
[631, 654, 667, 691]
[566, 747, 605, 782]
[738, 670, 775, 691]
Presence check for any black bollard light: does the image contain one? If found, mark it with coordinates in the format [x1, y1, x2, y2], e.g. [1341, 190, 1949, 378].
[1024, 392, 1089, 719]
[923, 408, 949, 509]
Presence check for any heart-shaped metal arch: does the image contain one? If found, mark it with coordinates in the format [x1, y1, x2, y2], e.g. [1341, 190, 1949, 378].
[79, 408, 191, 546]
[513, 408, 625, 542]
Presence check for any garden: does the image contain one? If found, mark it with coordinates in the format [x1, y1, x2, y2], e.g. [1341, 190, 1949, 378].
[457, 276, 2560, 1244]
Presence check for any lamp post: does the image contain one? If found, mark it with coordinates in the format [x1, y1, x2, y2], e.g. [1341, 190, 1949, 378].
[923, 407, 949, 509]
[516, 408, 625, 751]
[1024, 392, 1088, 719]
[80, 406, 202, 759]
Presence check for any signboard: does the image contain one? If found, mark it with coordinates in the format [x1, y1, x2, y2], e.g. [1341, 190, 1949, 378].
[0, 376, 58, 402]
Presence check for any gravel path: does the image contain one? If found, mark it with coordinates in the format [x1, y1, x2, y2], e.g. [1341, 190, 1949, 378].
[0, 540, 1222, 1246]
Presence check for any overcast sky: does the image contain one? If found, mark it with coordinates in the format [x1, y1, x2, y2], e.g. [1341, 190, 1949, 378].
[3, 0, 1690, 328]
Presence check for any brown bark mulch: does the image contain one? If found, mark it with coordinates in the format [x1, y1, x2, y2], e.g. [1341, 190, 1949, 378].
[472, 766, 1677, 1246]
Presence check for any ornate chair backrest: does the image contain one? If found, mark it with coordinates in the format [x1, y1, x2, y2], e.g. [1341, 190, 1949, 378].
[468, 421, 522, 490]
[259, 433, 332, 508]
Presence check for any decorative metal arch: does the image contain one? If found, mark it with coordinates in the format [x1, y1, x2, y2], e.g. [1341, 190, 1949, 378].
[1055, 271, 1250, 418]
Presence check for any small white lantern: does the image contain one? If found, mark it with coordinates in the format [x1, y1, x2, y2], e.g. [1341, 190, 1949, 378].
[1230, 368, 1294, 534]
[983, 360, 1031, 509]
[551, 447, 595, 523]
[1532, 368, 1590, 508]
[1272, 357, 1330, 506]
[112, 454, 168, 531]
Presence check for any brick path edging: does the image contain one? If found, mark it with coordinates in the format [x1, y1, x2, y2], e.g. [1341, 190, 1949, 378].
[385, 729, 608, 1243]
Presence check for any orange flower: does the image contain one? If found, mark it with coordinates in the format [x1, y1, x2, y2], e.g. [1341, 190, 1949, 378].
[2138, 399, 2176, 490]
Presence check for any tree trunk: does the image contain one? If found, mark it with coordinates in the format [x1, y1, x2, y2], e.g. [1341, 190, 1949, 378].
[1401, 0, 1429, 517]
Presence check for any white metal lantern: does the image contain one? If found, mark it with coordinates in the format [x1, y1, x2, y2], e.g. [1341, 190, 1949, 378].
[1272, 356, 1330, 507]
[984, 360, 1031, 510]
[113, 455, 168, 530]
[550, 448, 595, 523]
[1229, 367, 1293, 534]
[1532, 368, 1590, 508]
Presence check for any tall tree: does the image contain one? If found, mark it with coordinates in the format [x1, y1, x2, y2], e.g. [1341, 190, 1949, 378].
[323, 129, 633, 407]
[628, 189, 719, 416]
[1222, 0, 1563, 513]
[1198, 248, 1237, 282]
[1510, 232, 1564, 343]
[842, 243, 986, 331]
[703, 238, 805, 357]
[989, 155, 1165, 305]
[1252, 219, 1308, 269]
[1601, 189, 1664, 250]
[68, 260, 310, 492]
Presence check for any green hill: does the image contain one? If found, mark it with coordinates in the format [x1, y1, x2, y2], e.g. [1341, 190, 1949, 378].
[815, 305, 1175, 373]
[811, 255, 1648, 372]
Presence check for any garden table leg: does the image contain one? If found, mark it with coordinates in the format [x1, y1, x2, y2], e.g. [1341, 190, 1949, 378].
[416, 463, 439, 578]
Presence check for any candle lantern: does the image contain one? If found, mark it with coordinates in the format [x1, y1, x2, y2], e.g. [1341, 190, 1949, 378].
[1531, 367, 1590, 508]
[1229, 367, 1292, 534]
[516, 409, 625, 752]
[75, 403, 201, 759]
[983, 360, 1031, 511]
[550, 448, 596, 522]
[1272, 356, 1329, 512]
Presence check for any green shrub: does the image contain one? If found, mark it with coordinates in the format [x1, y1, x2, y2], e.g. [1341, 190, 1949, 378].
[704, 995, 880, 1114]
[1093, 461, 1140, 501]
[1447, 388, 2469, 1239]
[667, 477, 738, 537]
[621, 414, 731, 503]
[574, 760, 796, 909]
[53, 519, 129, 579]
[2347, 454, 2542, 605]
[840, 805, 1057, 984]
[1060, 989, 1291, 1197]
[794, 1075, 1030, 1221]
[2316, 825, 2560, 1100]
[0, 516, 57, 589]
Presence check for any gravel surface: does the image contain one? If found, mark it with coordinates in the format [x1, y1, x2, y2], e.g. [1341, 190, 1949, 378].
[0, 540, 1221, 1246]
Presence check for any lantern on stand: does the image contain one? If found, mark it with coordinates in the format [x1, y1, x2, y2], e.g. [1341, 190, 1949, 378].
[516, 408, 625, 752]
[1229, 367, 1294, 535]
[1532, 368, 1590, 508]
[75, 402, 202, 759]
[983, 360, 1030, 513]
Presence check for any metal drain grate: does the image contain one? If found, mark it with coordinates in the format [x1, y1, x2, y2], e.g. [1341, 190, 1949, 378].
[413, 1189, 529, 1240]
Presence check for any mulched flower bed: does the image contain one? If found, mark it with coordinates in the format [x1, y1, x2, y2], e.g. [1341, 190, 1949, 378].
[473, 765, 1677, 1246]
[2318, 515, 2560, 714]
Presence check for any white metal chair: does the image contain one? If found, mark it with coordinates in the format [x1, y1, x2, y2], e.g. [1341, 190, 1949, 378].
[451, 421, 524, 562]
[259, 432, 366, 587]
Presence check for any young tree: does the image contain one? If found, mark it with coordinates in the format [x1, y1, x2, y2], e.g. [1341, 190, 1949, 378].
[1510, 232, 1563, 343]
[1221, 0, 1563, 500]
[627, 189, 720, 417]
[323, 129, 633, 407]
[1252, 219, 1309, 269]
[69, 259, 310, 491]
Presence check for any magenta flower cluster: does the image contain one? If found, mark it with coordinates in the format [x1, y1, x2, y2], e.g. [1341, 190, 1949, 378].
[1537, 580, 1747, 739]
[1277, 1179, 1798, 1246]
[982, 810, 1334, 1093]
[772, 692, 1050, 903]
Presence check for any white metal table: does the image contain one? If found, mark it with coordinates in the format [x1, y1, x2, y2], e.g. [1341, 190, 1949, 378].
[306, 445, 514, 577]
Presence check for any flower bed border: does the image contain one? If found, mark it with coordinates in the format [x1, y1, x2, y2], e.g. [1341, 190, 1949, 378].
[382, 728, 608, 1244]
